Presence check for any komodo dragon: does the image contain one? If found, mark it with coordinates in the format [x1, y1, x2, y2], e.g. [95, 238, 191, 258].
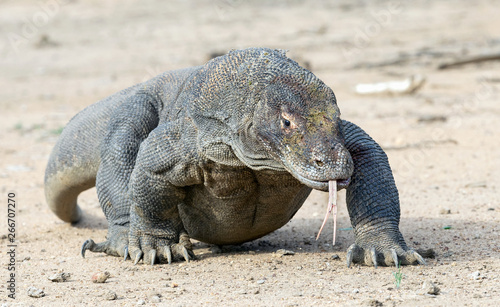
[45, 47, 427, 267]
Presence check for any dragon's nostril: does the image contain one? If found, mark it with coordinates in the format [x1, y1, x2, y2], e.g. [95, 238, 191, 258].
[314, 159, 324, 167]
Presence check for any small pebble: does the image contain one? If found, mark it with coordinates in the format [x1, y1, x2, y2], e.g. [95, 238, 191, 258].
[331, 254, 340, 260]
[470, 271, 482, 280]
[27, 287, 45, 298]
[352, 289, 360, 294]
[442, 251, 453, 258]
[257, 279, 265, 284]
[366, 299, 383, 306]
[465, 181, 487, 188]
[104, 291, 117, 301]
[48, 272, 71, 282]
[418, 115, 447, 123]
[137, 299, 146, 305]
[439, 208, 451, 214]
[150, 295, 161, 303]
[275, 249, 295, 256]
[420, 280, 440, 295]
[92, 271, 110, 283]
[170, 282, 179, 288]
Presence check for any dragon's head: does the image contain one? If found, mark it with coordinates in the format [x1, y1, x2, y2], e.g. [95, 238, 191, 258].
[251, 64, 353, 191]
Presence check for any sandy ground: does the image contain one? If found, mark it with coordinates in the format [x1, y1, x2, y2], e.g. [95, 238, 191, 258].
[1, 0, 500, 306]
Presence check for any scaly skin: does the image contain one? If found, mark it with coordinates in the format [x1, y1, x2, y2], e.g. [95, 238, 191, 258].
[45, 47, 427, 266]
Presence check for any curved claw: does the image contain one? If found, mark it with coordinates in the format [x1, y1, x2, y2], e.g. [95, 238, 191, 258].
[344, 240, 432, 267]
[346, 244, 356, 268]
[413, 250, 427, 265]
[134, 251, 143, 265]
[370, 248, 378, 268]
[124, 246, 129, 261]
[182, 246, 190, 263]
[165, 246, 172, 264]
[391, 249, 398, 267]
[81, 239, 95, 258]
[149, 250, 157, 266]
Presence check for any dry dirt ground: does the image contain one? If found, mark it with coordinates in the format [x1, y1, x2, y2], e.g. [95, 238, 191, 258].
[1, 0, 500, 306]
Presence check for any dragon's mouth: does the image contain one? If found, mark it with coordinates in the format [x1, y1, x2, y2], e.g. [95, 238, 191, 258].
[292, 173, 351, 191]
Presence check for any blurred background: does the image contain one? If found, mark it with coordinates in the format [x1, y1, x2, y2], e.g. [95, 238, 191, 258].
[2, 0, 499, 111]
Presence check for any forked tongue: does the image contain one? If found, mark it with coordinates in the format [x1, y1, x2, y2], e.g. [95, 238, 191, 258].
[315, 180, 337, 245]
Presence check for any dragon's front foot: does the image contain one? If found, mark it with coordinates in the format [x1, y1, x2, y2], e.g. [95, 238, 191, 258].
[127, 229, 195, 265]
[346, 243, 427, 268]
[124, 203, 196, 265]
[346, 229, 433, 268]
[81, 225, 129, 259]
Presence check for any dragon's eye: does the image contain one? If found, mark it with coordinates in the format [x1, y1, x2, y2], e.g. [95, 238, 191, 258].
[281, 113, 297, 129]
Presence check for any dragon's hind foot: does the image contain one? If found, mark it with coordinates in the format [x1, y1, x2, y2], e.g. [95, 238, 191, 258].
[81, 225, 129, 259]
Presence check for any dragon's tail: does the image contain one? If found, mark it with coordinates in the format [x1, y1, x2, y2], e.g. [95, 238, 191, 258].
[44, 102, 110, 222]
